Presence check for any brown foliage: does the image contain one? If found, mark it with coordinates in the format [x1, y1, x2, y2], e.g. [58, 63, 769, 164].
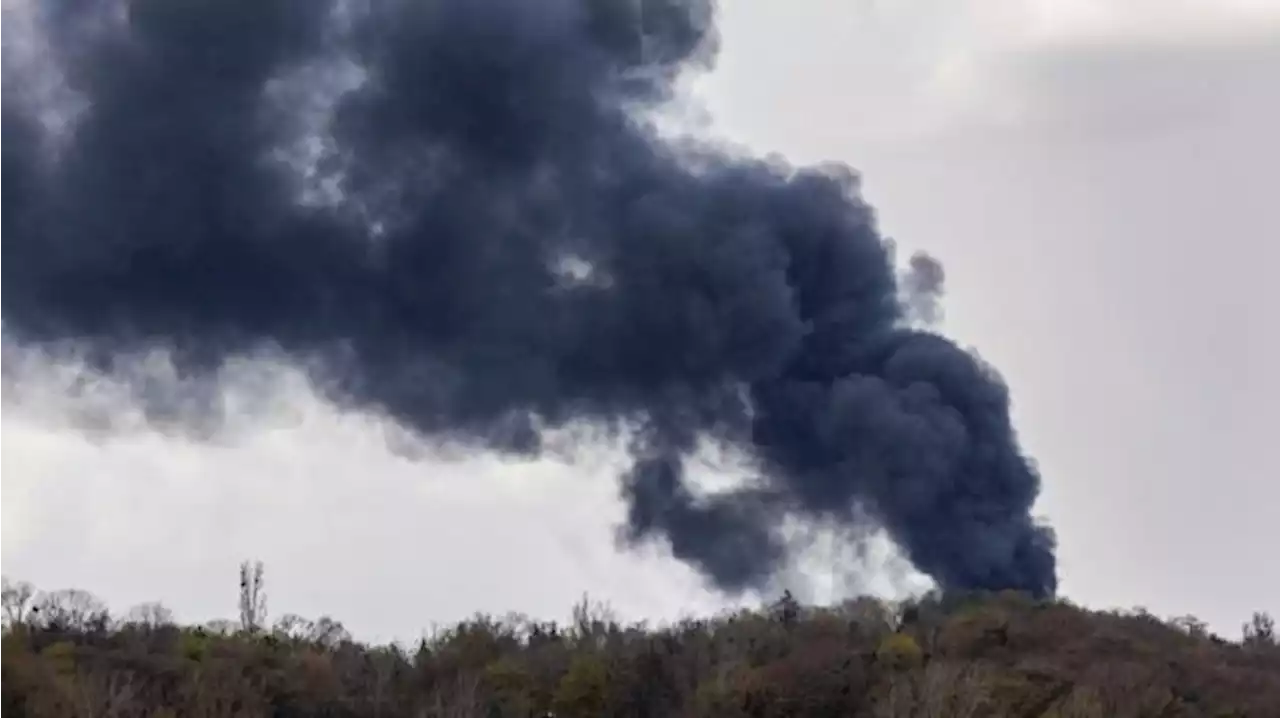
[2, 575, 1278, 717]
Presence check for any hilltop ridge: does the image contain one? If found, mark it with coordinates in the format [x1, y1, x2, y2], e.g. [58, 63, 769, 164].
[3, 572, 1278, 717]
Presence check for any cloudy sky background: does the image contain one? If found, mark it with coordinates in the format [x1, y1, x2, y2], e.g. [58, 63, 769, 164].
[3, 0, 1278, 641]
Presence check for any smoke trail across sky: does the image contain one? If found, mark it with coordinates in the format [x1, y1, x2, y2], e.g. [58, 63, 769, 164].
[1, 0, 1056, 597]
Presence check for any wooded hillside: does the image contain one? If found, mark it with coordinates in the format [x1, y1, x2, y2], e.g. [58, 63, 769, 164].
[3, 568, 1278, 717]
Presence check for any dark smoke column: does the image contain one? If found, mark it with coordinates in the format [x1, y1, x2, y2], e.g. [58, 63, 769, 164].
[1, 0, 1056, 597]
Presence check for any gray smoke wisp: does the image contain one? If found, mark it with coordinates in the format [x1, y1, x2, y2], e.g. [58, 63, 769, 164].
[1, 0, 1056, 596]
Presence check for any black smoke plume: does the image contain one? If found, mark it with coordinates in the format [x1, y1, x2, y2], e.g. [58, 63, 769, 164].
[1, 0, 1056, 596]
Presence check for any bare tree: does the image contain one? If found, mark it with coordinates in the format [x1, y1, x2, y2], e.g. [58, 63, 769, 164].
[1171, 614, 1208, 638]
[870, 661, 995, 718]
[269, 613, 350, 647]
[75, 668, 138, 718]
[1243, 611, 1276, 647]
[309, 616, 351, 648]
[368, 646, 401, 718]
[204, 619, 238, 635]
[125, 602, 175, 628]
[238, 560, 267, 633]
[915, 662, 993, 718]
[34, 589, 110, 631]
[273, 613, 312, 640]
[570, 592, 619, 649]
[874, 671, 919, 718]
[772, 589, 801, 628]
[428, 673, 484, 718]
[840, 595, 896, 641]
[2, 577, 37, 627]
[1048, 686, 1107, 718]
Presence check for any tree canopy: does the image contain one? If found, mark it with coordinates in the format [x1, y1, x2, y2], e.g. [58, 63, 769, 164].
[3, 572, 1277, 717]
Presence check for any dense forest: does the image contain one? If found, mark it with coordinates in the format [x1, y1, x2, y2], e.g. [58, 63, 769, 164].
[3, 564, 1278, 717]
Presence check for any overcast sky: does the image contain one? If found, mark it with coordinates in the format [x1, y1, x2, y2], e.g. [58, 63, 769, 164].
[3, 0, 1278, 642]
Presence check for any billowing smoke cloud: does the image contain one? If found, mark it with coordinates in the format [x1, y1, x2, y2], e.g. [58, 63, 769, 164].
[1, 0, 1056, 596]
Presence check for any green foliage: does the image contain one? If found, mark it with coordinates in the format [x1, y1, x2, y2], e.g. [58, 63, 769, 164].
[2, 574, 1278, 717]
[875, 632, 924, 669]
[37, 641, 77, 677]
[179, 629, 209, 662]
[483, 656, 540, 717]
[552, 652, 610, 717]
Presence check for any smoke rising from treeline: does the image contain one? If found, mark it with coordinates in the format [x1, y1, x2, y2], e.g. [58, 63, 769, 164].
[1, 0, 1056, 596]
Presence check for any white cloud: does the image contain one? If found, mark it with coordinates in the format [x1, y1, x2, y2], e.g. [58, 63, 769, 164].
[689, 0, 1280, 147]
[1, 349, 717, 640]
[1, 347, 929, 640]
[1013, 0, 1280, 45]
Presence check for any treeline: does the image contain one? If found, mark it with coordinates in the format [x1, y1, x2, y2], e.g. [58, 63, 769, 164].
[3, 565, 1279, 717]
